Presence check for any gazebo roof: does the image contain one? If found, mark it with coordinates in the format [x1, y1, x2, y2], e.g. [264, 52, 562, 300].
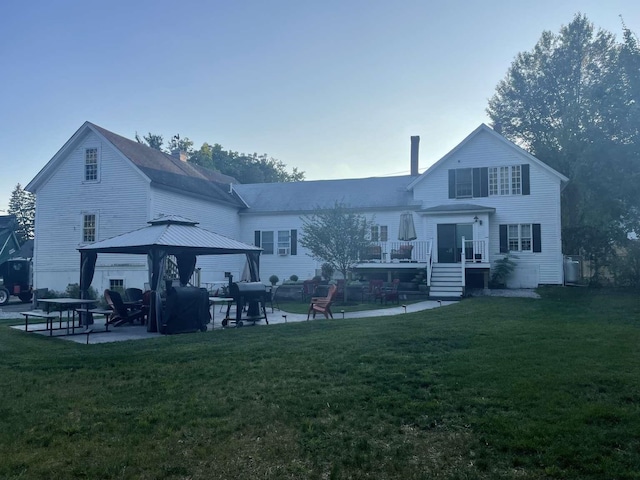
[78, 215, 261, 256]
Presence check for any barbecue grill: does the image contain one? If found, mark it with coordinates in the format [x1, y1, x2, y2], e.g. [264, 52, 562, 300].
[223, 281, 269, 327]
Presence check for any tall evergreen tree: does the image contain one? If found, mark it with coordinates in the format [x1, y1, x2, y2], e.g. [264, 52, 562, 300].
[7, 183, 35, 244]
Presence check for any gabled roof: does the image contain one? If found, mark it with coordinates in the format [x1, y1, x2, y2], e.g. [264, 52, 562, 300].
[27, 122, 246, 208]
[78, 215, 261, 256]
[407, 124, 570, 190]
[235, 175, 419, 214]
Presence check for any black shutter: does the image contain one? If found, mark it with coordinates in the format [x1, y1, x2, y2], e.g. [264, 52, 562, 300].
[290, 229, 297, 255]
[448, 169, 456, 199]
[532, 223, 541, 252]
[254, 230, 261, 247]
[472, 168, 481, 198]
[522, 164, 530, 195]
[480, 167, 488, 197]
[499, 225, 508, 253]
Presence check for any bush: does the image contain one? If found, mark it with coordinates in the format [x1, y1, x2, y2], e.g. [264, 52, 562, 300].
[64, 283, 99, 299]
[490, 254, 518, 287]
[289, 274, 299, 282]
[269, 275, 279, 285]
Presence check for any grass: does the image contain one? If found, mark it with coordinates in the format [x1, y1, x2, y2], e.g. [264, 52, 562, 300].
[1, 287, 640, 479]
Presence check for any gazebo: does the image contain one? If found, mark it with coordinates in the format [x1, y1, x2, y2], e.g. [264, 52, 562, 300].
[78, 215, 262, 332]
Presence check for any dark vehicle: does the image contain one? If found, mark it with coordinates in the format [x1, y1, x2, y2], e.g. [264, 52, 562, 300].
[0, 259, 32, 305]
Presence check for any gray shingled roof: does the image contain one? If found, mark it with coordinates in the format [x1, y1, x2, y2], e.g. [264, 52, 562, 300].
[89, 123, 244, 207]
[234, 176, 418, 213]
[420, 203, 496, 214]
[78, 215, 261, 255]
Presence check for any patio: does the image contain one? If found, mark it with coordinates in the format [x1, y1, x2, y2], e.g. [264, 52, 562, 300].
[9, 299, 455, 344]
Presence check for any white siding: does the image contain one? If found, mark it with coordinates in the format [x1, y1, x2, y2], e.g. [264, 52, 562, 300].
[413, 129, 564, 285]
[239, 209, 417, 283]
[33, 130, 150, 293]
[151, 188, 245, 284]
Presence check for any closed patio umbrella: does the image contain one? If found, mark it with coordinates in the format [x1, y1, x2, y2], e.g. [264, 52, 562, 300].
[398, 212, 417, 241]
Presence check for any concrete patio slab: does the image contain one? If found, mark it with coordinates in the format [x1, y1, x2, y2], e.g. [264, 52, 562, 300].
[9, 299, 456, 345]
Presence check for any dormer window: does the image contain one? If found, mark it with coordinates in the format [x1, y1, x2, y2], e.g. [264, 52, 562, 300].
[85, 148, 99, 181]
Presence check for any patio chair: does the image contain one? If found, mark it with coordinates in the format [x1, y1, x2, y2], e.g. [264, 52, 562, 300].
[365, 279, 384, 303]
[124, 287, 144, 303]
[381, 278, 400, 305]
[104, 289, 145, 327]
[307, 284, 337, 320]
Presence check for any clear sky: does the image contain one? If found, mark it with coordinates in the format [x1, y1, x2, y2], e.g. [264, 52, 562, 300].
[1, 0, 637, 212]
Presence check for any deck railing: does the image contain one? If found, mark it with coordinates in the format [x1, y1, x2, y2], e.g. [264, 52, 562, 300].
[359, 240, 432, 263]
[463, 239, 487, 263]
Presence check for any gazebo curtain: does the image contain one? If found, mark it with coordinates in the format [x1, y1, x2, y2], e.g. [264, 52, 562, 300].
[79, 251, 97, 326]
[176, 253, 197, 286]
[147, 249, 167, 333]
[246, 252, 260, 282]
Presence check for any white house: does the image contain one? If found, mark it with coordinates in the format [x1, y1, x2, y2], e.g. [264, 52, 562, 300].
[26, 122, 568, 298]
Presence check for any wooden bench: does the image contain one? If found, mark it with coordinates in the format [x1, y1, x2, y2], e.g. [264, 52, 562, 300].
[20, 310, 62, 336]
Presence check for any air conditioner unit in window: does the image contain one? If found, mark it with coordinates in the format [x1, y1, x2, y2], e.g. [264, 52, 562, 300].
[278, 247, 289, 256]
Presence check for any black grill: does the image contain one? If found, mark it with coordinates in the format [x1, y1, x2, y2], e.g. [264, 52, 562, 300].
[228, 282, 269, 326]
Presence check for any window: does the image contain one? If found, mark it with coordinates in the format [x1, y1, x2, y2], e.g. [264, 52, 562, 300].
[82, 214, 96, 243]
[109, 279, 124, 294]
[278, 230, 290, 254]
[85, 148, 98, 181]
[255, 230, 297, 255]
[371, 225, 388, 242]
[507, 224, 532, 252]
[489, 165, 523, 196]
[455, 168, 472, 198]
[511, 165, 521, 195]
[489, 167, 498, 196]
[261, 231, 274, 255]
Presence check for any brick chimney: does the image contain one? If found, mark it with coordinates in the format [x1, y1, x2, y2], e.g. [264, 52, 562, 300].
[410, 136, 420, 176]
[171, 150, 188, 162]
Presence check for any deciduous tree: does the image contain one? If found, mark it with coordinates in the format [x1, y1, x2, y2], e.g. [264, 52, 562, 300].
[300, 202, 371, 300]
[487, 14, 640, 283]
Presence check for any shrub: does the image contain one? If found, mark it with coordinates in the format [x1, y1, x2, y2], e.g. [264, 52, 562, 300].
[64, 283, 99, 299]
[269, 275, 279, 285]
[289, 274, 299, 282]
[490, 254, 518, 287]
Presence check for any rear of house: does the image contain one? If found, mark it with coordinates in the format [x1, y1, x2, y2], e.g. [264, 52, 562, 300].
[26, 122, 567, 298]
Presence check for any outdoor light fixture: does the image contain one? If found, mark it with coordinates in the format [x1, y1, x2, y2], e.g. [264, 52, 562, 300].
[402, 305, 407, 314]
[474, 215, 483, 225]
[341, 309, 345, 319]
[282, 314, 287, 323]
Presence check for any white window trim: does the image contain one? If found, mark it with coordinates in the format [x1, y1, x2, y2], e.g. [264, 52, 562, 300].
[507, 223, 532, 252]
[81, 212, 98, 244]
[83, 145, 101, 183]
[489, 165, 521, 197]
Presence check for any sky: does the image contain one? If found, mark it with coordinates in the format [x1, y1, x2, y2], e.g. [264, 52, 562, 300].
[1, 0, 638, 212]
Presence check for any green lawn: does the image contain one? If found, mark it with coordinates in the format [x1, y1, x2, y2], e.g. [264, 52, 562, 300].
[1, 287, 639, 479]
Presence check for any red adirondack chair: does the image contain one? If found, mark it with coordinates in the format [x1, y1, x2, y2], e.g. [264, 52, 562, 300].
[307, 284, 338, 320]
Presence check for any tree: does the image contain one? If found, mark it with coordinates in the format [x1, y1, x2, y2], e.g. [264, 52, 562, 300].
[487, 14, 640, 283]
[7, 184, 35, 244]
[137, 132, 305, 183]
[135, 132, 164, 151]
[299, 202, 371, 300]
